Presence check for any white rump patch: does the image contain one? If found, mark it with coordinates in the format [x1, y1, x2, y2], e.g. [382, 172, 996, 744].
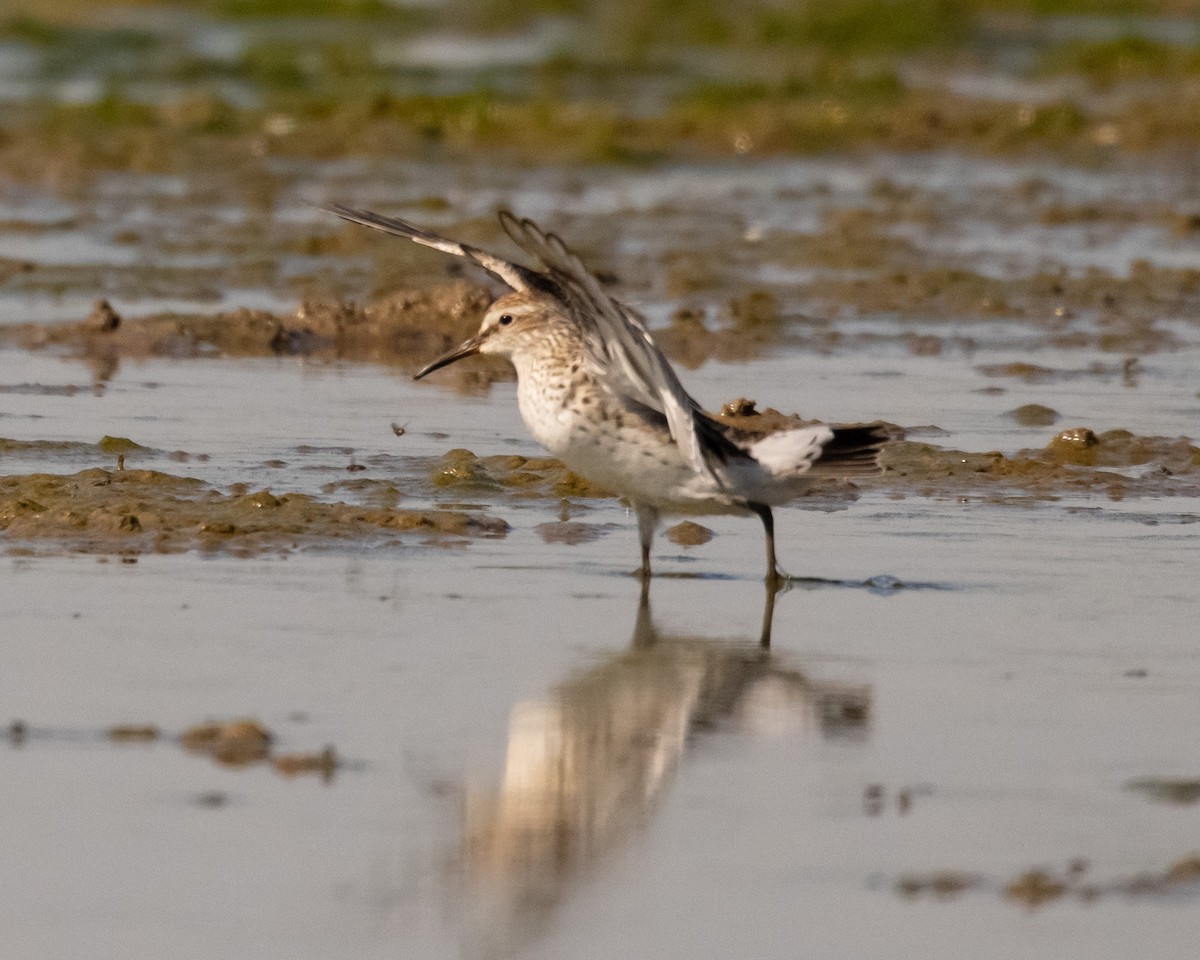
[749, 425, 834, 476]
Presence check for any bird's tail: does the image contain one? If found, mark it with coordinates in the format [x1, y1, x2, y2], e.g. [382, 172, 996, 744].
[750, 423, 888, 478]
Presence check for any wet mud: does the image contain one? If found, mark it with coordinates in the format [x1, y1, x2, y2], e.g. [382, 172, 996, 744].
[896, 853, 1200, 909]
[3, 283, 513, 385]
[3, 419, 1196, 556]
[4, 408, 1195, 559]
[13, 716, 338, 781]
[0, 465, 509, 556]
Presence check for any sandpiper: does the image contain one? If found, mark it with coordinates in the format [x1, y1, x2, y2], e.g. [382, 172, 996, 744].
[326, 203, 886, 584]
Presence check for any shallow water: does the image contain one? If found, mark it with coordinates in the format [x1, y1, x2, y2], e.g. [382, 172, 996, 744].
[3, 492, 1199, 959]
[4, 304, 1200, 958]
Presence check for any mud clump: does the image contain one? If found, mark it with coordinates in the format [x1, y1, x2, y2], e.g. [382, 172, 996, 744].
[6, 282, 513, 386]
[1039, 428, 1200, 471]
[712, 398, 818, 434]
[23, 715, 340, 782]
[182, 719, 273, 766]
[274, 745, 339, 781]
[536, 521, 609, 545]
[667, 521, 714, 546]
[182, 719, 340, 780]
[882, 426, 1200, 501]
[1005, 404, 1059, 427]
[429, 448, 611, 499]
[0, 467, 509, 556]
[896, 871, 981, 900]
[1005, 870, 1067, 907]
[1044, 426, 1100, 465]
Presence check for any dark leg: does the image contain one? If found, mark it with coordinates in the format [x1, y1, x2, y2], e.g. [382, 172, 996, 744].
[758, 578, 779, 648]
[631, 576, 656, 648]
[634, 503, 660, 581]
[748, 501, 786, 587]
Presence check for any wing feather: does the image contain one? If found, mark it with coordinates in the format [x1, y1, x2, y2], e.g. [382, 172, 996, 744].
[324, 203, 545, 293]
[327, 202, 735, 484]
[497, 212, 725, 484]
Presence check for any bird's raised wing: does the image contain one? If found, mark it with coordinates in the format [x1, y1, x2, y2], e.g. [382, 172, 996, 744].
[324, 203, 549, 294]
[497, 212, 728, 484]
[325, 202, 732, 483]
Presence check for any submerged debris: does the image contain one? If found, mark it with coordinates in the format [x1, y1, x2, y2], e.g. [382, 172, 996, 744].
[1127, 777, 1200, 806]
[107, 725, 160, 742]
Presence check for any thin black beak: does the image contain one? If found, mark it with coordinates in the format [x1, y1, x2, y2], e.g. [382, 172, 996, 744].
[413, 332, 485, 380]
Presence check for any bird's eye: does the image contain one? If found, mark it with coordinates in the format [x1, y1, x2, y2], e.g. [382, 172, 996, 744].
[498, 314, 514, 326]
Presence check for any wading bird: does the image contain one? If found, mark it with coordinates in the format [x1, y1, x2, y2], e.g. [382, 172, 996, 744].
[326, 204, 886, 585]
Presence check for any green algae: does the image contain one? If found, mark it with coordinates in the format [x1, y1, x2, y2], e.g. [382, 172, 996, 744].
[10, 7, 1200, 189]
[1036, 35, 1200, 88]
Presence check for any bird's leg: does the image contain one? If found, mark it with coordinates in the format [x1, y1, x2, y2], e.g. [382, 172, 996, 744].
[634, 503, 660, 581]
[632, 576, 656, 648]
[759, 577, 778, 648]
[748, 502, 788, 587]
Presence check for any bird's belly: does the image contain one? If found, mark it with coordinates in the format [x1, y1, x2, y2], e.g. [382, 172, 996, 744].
[521, 401, 734, 512]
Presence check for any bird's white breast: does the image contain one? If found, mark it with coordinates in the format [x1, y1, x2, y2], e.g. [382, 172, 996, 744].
[513, 352, 733, 511]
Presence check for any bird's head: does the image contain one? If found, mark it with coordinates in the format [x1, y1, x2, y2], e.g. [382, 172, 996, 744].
[414, 292, 560, 379]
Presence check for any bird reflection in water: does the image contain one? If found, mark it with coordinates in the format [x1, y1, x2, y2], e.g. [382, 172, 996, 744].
[459, 585, 871, 955]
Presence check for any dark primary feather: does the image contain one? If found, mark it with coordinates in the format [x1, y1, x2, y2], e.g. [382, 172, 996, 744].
[806, 424, 889, 477]
[323, 203, 551, 294]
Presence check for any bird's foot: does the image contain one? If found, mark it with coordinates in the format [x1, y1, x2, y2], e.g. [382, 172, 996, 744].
[765, 567, 794, 594]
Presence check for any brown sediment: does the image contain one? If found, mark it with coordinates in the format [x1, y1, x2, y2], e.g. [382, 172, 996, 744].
[535, 521, 610, 545]
[879, 430, 1200, 500]
[3, 421, 1196, 562]
[20, 713, 340, 780]
[1037, 427, 1200, 470]
[1005, 870, 1067, 907]
[273, 746, 338, 781]
[107, 724, 160, 742]
[3, 281, 512, 385]
[709, 399, 1200, 496]
[898, 853, 1200, 907]
[666, 521, 714, 546]
[0, 467, 509, 557]
[429, 449, 611, 498]
[3, 210, 1197, 376]
[1005, 404, 1060, 427]
[895, 871, 982, 900]
[182, 719, 273, 766]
